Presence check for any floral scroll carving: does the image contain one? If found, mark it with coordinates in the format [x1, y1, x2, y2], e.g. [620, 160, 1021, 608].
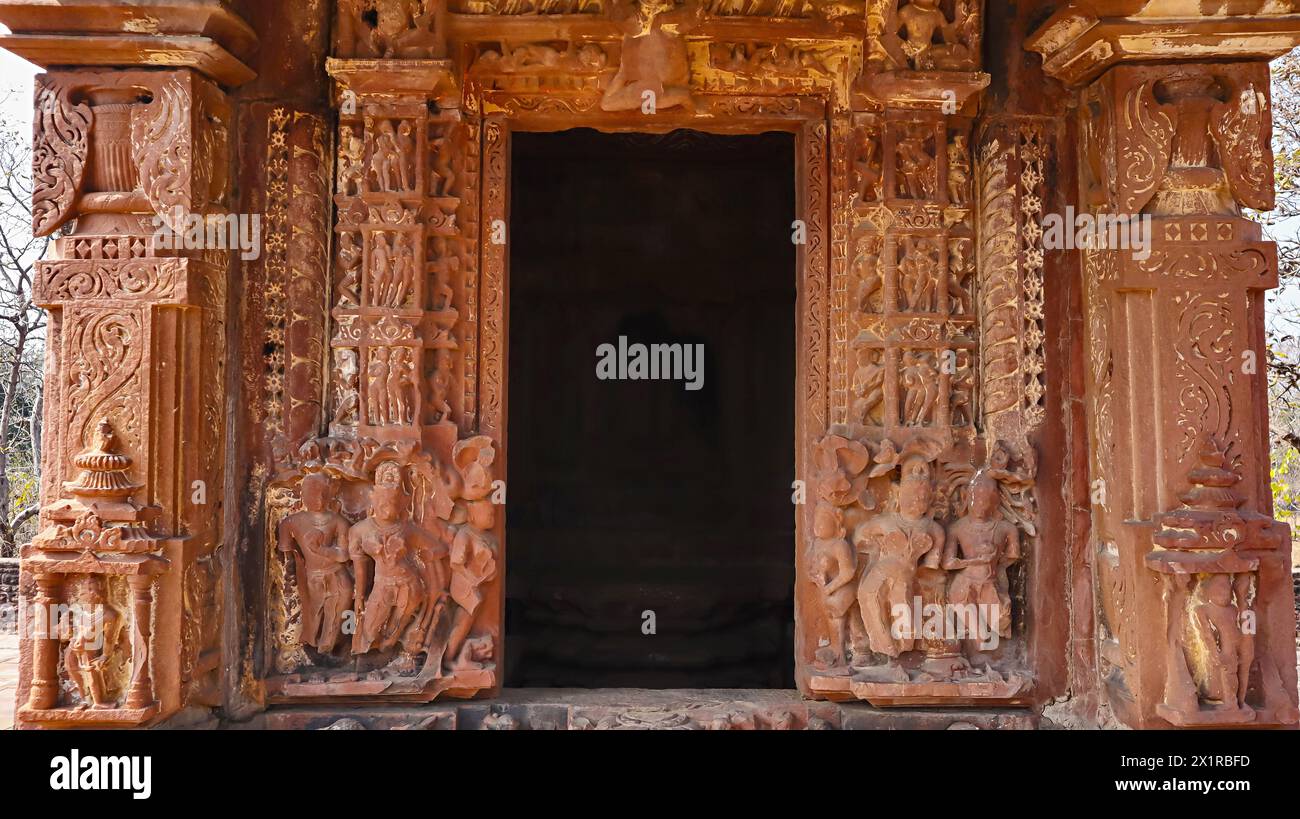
[31, 70, 229, 238]
[976, 119, 1048, 445]
[1100, 66, 1274, 217]
[32, 77, 91, 237]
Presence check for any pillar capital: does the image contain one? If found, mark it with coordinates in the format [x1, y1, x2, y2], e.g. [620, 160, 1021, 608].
[1026, 1, 1300, 86]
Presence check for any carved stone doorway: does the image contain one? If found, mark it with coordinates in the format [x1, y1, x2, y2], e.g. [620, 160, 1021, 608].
[505, 129, 797, 688]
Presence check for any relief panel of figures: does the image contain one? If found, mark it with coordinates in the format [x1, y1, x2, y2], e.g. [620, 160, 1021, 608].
[263, 58, 499, 703]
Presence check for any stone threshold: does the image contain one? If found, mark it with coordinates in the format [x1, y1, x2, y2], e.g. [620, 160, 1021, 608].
[241, 688, 1040, 731]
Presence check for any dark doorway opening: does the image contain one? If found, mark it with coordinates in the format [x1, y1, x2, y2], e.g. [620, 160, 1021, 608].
[505, 128, 796, 689]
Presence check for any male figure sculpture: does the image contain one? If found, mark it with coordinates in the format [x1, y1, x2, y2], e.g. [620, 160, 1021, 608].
[1194, 573, 1253, 712]
[855, 456, 944, 658]
[349, 464, 447, 669]
[810, 503, 857, 668]
[278, 473, 354, 653]
[62, 576, 123, 709]
[943, 471, 1020, 658]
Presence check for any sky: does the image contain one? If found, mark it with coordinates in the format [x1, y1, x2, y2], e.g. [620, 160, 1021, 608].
[0, 45, 35, 134]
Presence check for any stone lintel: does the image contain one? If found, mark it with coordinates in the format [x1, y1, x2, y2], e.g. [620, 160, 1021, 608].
[22, 551, 171, 576]
[18, 701, 160, 726]
[1026, 1, 1300, 86]
[860, 69, 989, 112]
[0, 0, 257, 87]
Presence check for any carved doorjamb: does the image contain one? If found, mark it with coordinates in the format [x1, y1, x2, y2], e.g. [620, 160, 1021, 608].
[261, 62, 840, 705]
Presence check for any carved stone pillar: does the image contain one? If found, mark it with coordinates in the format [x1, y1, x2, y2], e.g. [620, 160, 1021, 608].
[1029, 4, 1300, 728]
[24, 573, 62, 710]
[124, 574, 157, 710]
[0, 3, 254, 727]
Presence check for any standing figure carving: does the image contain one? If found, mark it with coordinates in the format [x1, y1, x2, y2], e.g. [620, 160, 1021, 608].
[387, 347, 414, 424]
[370, 120, 404, 193]
[367, 350, 391, 425]
[278, 473, 354, 654]
[854, 456, 944, 658]
[1193, 574, 1253, 712]
[62, 577, 124, 709]
[943, 470, 1020, 659]
[810, 503, 857, 669]
[371, 234, 392, 307]
[348, 463, 447, 667]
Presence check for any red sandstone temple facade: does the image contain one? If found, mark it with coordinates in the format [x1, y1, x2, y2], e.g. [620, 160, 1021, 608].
[2, 0, 1298, 730]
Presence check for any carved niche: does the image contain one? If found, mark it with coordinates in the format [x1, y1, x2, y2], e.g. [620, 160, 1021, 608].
[21, 421, 175, 725]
